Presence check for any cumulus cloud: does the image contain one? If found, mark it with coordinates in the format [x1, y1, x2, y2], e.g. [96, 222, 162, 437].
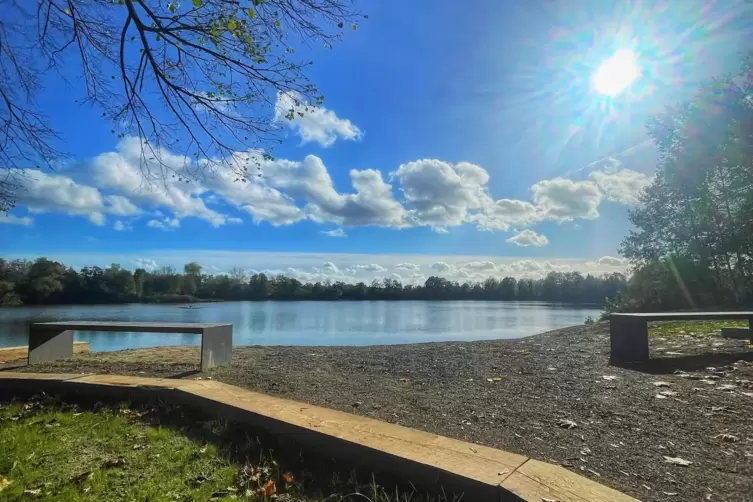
[590, 169, 652, 205]
[530, 178, 602, 221]
[274, 91, 362, 147]
[0, 213, 33, 226]
[391, 159, 489, 231]
[321, 228, 346, 237]
[348, 264, 387, 273]
[146, 217, 181, 230]
[506, 229, 549, 247]
[395, 262, 420, 271]
[431, 261, 454, 273]
[472, 199, 539, 231]
[8, 137, 649, 236]
[461, 261, 497, 271]
[597, 256, 627, 267]
[14, 169, 108, 225]
[133, 258, 158, 271]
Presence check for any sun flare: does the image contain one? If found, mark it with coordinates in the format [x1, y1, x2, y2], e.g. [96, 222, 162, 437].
[592, 49, 640, 96]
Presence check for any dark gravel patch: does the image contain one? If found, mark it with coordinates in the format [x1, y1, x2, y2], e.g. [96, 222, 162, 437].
[3, 323, 753, 501]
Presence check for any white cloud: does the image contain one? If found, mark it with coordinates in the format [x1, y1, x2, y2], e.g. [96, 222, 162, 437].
[91, 137, 231, 227]
[4, 250, 631, 282]
[8, 138, 647, 236]
[597, 256, 627, 267]
[14, 169, 107, 225]
[530, 178, 602, 221]
[347, 264, 387, 273]
[391, 159, 489, 231]
[0, 213, 33, 226]
[395, 262, 420, 271]
[104, 195, 142, 216]
[590, 169, 652, 205]
[147, 217, 181, 230]
[506, 229, 549, 247]
[259, 155, 405, 228]
[133, 258, 158, 271]
[461, 261, 497, 271]
[113, 220, 132, 231]
[321, 228, 346, 237]
[431, 261, 454, 273]
[472, 199, 539, 231]
[274, 91, 362, 147]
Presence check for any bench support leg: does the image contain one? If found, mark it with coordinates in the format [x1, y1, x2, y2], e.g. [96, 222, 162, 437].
[200, 326, 233, 371]
[610, 318, 649, 364]
[28, 328, 73, 365]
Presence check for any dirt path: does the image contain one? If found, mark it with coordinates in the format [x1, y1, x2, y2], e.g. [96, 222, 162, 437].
[3, 323, 753, 501]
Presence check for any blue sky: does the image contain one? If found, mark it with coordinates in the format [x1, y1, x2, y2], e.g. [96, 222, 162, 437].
[1, 0, 752, 283]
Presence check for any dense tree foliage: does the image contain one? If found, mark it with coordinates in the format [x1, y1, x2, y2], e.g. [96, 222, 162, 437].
[613, 53, 753, 312]
[0, 257, 626, 306]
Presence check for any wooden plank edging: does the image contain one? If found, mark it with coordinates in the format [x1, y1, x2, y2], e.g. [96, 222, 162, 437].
[0, 372, 638, 502]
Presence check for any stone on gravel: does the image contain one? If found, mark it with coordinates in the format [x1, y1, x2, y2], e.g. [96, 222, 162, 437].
[664, 456, 692, 466]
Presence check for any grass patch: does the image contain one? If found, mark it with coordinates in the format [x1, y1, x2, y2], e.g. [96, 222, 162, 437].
[648, 320, 747, 338]
[0, 396, 454, 502]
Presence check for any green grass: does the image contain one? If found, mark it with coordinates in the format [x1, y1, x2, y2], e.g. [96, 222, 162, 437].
[0, 397, 454, 502]
[0, 400, 244, 501]
[648, 319, 747, 338]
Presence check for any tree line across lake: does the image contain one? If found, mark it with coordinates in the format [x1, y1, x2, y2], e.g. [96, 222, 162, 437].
[0, 258, 627, 306]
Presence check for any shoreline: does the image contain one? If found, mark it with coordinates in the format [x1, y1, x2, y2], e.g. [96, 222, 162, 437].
[2, 323, 752, 501]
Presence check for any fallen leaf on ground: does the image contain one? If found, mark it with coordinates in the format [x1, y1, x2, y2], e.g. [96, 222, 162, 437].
[663, 493, 678, 497]
[541, 498, 560, 502]
[556, 419, 577, 429]
[657, 390, 678, 397]
[652, 381, 671, 387]
[655, 394, 668, 399]
[102, 457, 126, 468]
[602, 375, 617, 381]
[714, 433, 739, 443]
[0, 477, 11, 492]
[664, 456, 692, 466]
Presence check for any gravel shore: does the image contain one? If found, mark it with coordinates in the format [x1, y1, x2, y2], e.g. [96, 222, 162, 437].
[3, 323, 753, 501]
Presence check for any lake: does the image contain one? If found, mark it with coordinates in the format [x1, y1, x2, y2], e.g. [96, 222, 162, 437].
[0, 301, 601, 352]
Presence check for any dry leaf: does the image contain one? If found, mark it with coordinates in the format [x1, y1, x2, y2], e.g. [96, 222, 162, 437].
[541, 498, 560, 502]
[664, 456, 692, 466]
[556, 419, 578, 429]
[602, 375, 617, 381]
[714, 433, 739, 443]
[663, 493, 678, 497]
[652, 381, 671, 387]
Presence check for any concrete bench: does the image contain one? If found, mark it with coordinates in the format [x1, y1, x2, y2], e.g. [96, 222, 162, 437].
[28, 321, 233, 371]
[610, 312, 753, 363]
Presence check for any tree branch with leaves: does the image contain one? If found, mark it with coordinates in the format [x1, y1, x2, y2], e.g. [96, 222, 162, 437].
[0, 0, 362, 210]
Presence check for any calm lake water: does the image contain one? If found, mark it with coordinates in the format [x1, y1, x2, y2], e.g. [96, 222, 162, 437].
[0, 301, 601, 352]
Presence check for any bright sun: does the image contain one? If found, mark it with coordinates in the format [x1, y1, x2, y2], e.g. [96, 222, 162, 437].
[593, 49, 640, 96]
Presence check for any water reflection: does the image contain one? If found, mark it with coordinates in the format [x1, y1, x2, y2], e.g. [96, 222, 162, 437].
[0, 301, 601, 352]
